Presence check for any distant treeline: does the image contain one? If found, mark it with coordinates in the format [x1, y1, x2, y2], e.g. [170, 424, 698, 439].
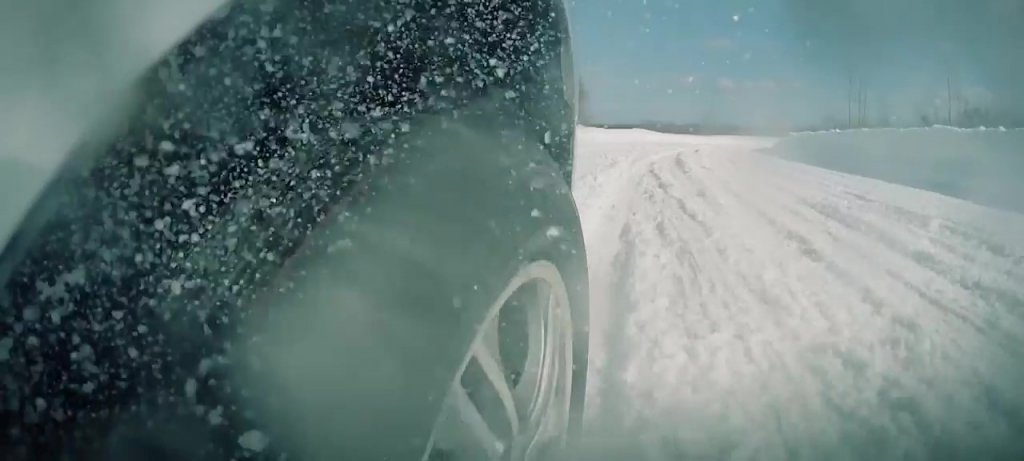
[587, 118, 1024, 136]
[586, 121, 782, 136]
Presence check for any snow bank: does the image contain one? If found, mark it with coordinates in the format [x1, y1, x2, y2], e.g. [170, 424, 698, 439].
[767, 127, 1024, 213]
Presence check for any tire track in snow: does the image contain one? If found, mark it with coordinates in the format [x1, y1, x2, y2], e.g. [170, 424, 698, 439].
[758, 153, 1024, 281]
[589, 222, 639, 429]
[712, 149, 1024, 434]
[572, 131, 694, 427]
[573, 127, 1024, 460]
[743, 160, 1024, 350]
[711, 150, 1024, 360]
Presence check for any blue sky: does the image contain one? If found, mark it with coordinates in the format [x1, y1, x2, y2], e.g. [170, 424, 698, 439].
[568, 0, 822, 126]
[566, 0, 996, 127]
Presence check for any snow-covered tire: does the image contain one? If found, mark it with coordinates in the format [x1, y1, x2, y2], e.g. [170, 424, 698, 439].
[240, 104, 589, 460]
[0, 0, 585, 459]
[0, 104, 588, 461]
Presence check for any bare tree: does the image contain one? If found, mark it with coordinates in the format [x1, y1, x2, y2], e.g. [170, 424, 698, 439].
[578, 79, 593, 125]
[875, 91, 891, 127]
[943, 56, 964, 126]
[847, 70, 854, 128]
[847, 72, 868, 128]
[859, 78, 868, 127]
[947, 74, 953, 126]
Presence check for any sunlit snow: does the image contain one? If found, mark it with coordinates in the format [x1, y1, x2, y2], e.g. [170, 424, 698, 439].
[573, 127, 1024, 459]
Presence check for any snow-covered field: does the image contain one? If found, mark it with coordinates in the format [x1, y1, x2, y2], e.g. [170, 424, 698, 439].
[573, 127, 1024, 460]
[767, 127, 1024, 214]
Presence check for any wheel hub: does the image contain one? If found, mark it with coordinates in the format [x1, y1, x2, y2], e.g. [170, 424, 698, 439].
[425, 261, 574, 461]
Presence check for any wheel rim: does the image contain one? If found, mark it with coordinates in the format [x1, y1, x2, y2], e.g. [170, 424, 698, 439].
[424, 260, 575, 461]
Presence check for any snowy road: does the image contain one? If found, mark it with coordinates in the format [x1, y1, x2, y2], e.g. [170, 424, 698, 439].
[572, 127, 1024, 460]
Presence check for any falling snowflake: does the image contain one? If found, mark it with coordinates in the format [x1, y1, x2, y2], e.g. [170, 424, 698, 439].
[238, 430, 270, 452]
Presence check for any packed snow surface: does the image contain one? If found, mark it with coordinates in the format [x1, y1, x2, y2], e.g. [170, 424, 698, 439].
[573, 127, 1024, 460]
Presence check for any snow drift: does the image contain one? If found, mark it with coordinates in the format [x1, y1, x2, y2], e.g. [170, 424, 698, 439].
[766, 127, 1024, 214]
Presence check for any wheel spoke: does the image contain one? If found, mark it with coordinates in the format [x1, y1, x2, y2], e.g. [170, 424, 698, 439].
[525, 306, 572, 460]
[427, 261, 578, 461]
[473, 320, 520, 436]
[451, 384, 506, 459]
[529, 285, 560, 423]
[520, 284, 573, 460]
[516, 282, 549, 410]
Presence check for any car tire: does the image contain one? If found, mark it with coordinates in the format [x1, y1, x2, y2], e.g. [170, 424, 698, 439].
[235, 96, 589, 460]
[0, 1, 586, 459]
